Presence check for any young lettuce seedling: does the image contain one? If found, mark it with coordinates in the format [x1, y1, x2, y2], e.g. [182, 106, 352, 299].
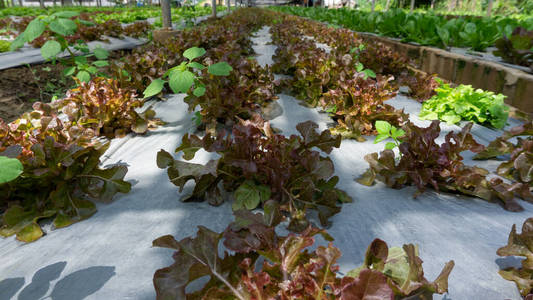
[143, 46, 233, 98]
[374, 120, 405, 152]
[350, 44, 376, 80]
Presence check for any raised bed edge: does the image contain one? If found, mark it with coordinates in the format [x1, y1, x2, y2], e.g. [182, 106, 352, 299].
[358, 32, 533, 119]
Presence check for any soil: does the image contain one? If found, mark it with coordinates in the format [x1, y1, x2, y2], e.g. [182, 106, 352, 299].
[0, 50, 129, 123]
[0, 63, 75, 123]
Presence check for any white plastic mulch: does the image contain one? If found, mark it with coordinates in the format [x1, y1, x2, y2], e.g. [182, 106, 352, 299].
[0, 26, 530, 300]
[0, 36, 148, 71]
[0, 12, 226, 71]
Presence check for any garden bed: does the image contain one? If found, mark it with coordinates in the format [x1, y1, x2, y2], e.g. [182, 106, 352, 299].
[270, 6, 533, 119]
[357, 31, 533, 117]
[0, 61, 74, 123]
[0, 18, 531, 299]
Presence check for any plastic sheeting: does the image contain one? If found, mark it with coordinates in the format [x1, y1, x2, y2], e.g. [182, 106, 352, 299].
[0, 12, 225, 71]
[0, 26, 530, 300]
[0, 36, 148, 71]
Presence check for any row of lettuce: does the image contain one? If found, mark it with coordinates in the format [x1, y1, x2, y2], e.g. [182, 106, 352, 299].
[270, 6, 533, 72]
[0, 5, 225, 53]
[0, 5, 219, 23]
[150, 10, 532, 298]
[0, 7, 532, 299]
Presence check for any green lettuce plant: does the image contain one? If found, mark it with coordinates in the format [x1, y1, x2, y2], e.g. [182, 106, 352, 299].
[458, 22, 502, 51]
[270, 6, 524, 51]
[419, 82, 509, 129]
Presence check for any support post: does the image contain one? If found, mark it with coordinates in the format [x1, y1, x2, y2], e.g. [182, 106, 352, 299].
[161, 0, 172, 29]
[448, 0, 457, 11]
[371, 0, 375, 11]
[487, 0, 493, 17]
[212, 0, 216, 17]
[410, 0, 414, 12]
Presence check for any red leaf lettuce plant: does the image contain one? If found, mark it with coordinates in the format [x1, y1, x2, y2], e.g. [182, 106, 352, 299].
[110, 9, 278, 132]
[358, 120, 533, 211]
[152, 210, 454, 299]
[494, 27, 533, 71]
[157, 117, 350, 231]
[270, 16, 405, 141]
[399, 72, 440, 103]
[184, 57, 279, 133]
[54, 77, 158, 138]
[0, 102, 131, 242]
[474, 121, 533, 188]
[497, 217, 533, 299]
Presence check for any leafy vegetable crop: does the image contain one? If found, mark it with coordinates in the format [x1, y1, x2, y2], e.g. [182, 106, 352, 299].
[55, 77, 158, 138]
[153, 210, 454, 299]
[495, 27, 533, 71]
[270, 15, 406, 140]
[287, 16, 407, 76]
[400, 72, 440, 102]
[157, 117, 351, 231]
[0, 73, 160, 242]
[0, 102, 131, 242]
[113, 9, 279, 132]
[270, 6, 524, 51]
[184, 57, 278, 133]
[111, 44, 178, 93]
[474, 121, 533, 187]
[497, 217, 533, 298]
[358, 121, 533, 211]
[10, 11, 86, 52]
[112, 7, 274, 98]
[5, 11, 153, 53]
[8, 11, 118, 84]
[419, 82, 509, 129]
